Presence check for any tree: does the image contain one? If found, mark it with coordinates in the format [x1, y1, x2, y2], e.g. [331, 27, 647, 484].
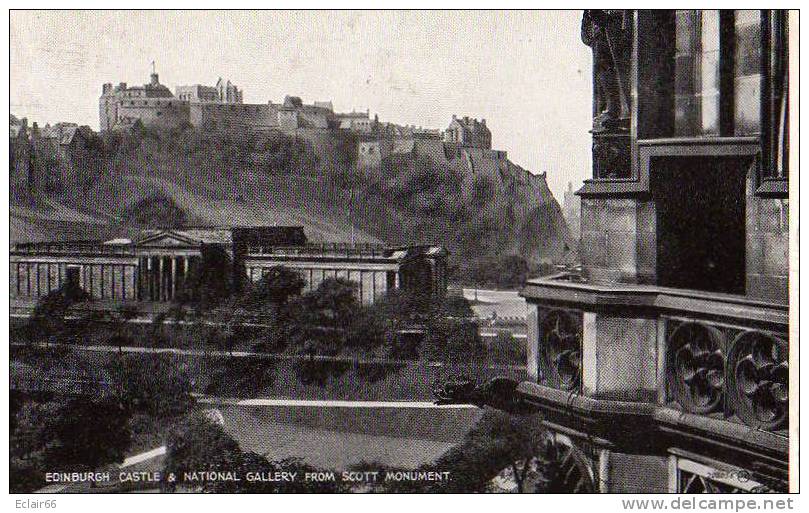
[10, 401, 60, 492]
[11, 398, 132, 492]
[106, 303, 140, 353]
[248, 265, 306, 312]
[421, 318, 483, 364]
[285, 278, 360, 357]
[384, 410, 548, 493]
[162, 412, 244, 493]
[301, 278, 358, 328]
[344, 306, 387, 351]
[106, 354, 194, 417]
[27, 282, 91, 346]
[176, 245, 235, 312]
[46, 398, 132, 473]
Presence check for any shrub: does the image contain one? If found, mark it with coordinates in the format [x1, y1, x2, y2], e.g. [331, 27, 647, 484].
[105, 354, 194, 417]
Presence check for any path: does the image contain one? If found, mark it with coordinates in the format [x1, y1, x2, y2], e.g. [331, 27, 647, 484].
[10, 341, 526, 371]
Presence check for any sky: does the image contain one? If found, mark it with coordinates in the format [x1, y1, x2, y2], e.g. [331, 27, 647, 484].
[10, 10, 593, 200]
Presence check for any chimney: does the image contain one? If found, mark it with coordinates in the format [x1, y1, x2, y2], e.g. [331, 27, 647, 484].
[119, 82, 127, 91]
[102, 83, 112, 94]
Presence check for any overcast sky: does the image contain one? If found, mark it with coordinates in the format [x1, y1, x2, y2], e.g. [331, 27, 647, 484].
[10, 10, 593, 199]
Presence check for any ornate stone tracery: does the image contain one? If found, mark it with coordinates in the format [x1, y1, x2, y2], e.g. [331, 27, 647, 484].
[539, 309, 583, 391]
[726, 331, 788, 431]
[668, 322, 726, 415]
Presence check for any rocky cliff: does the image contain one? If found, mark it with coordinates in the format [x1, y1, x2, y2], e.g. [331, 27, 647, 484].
[10, 124, 572, 284]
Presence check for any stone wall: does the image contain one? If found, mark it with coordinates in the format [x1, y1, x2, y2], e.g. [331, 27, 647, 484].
[190, 103, 278, 131]
[746, 171, 789, 303]
[582, 312, 659, 401]
[606, 453, 669, 493]
[116, 98, 190, 130]
[580, 198, 656, 284]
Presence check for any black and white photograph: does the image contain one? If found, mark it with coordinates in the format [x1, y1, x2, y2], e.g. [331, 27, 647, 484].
[6, 7, 798, 499]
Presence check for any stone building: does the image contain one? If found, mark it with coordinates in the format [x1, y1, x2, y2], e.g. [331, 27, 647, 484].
[561, 181, 581, 242]
[29, 122, 95, 190]
[509, 10, 791, 493]
[356, 137, 392, 169]
[245, 243, 447, 303]
[10, 115, 30, 190]
[444, 115, 492, 149]
[335, 110, 373, 132]
[10, 226, 447, 308]
[100, 70, 190, 131]
[176, 78, 243, 103]
[275, 96, 331, 130]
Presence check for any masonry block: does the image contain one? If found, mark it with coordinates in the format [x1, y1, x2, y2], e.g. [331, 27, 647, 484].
[582, 313, 658, 401]
[763, 232, 789, 277]
[605, 230, 638, 276]
[581, 230, 607, 268]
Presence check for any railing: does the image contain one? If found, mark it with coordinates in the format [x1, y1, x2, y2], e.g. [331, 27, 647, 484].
[11, 241, 138, 256]
[246, 242, 390, 259]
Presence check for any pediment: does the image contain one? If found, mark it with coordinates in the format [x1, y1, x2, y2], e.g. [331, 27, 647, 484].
[136, 231, 200, 248]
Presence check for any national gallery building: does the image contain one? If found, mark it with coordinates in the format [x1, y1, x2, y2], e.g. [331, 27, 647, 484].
[10, 226, 448, 308]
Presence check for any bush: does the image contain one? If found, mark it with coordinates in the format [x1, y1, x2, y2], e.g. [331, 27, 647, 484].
[384, 410, 548, 493]
[205, 358, 276, 397]
[421, 318, 483, 363]
[105, 354, 194, 417]
[120, 194, 187, 227]
[11, 398, 132, 492]
[27, 284, 91, 345]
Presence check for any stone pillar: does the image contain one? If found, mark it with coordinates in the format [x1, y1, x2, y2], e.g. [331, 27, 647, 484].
[158, 256, 165, 302]
[171, 257, 177, 300]
[150, 257, 156, 302]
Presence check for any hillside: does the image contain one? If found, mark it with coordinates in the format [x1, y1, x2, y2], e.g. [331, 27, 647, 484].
[10, 124, 571, 284]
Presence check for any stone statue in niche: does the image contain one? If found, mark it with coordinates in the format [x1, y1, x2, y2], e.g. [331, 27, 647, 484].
[581, 10, 632, 133]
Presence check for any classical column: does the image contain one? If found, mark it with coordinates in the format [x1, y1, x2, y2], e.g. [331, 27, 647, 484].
[171, 257, 177, 300]
[158, 256, 165, 301]
[182, 256, 190, 295]
[147, 257, 154, 301]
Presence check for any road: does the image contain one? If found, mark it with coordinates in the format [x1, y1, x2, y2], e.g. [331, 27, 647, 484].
[9, 341, 526, 371]
[196, 396, 477, 409]
[462, 288, 527, 323]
